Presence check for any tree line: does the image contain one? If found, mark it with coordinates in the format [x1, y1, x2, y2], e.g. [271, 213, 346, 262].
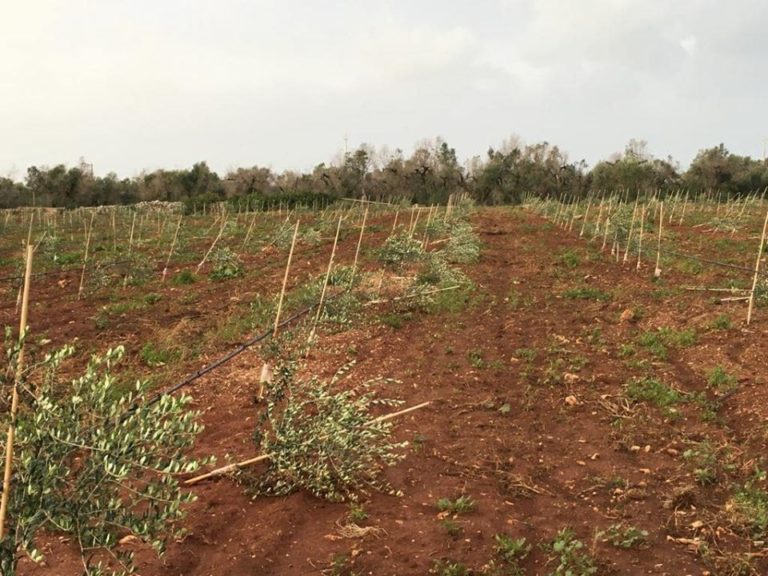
[1, 138, 767, 210]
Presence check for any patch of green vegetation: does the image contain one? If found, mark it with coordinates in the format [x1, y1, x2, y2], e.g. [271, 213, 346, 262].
[546, 528, 597, 576]
[563, 287, 611, 301]
[377, 233, 424, 268]
[380, 311, 412, 329]
[515, 348, 536, 362]
[636, 326, 697, 359]
[436, 495, 475, 515]
[682, 440, 729, 486]
[327, 553, 359, 576]
[347, 503, 368, 523]
[493, 533, 531, 574]
[690, 392, 720, 423]
[139, 342, 178, 367]
[209, 247, 243, 281]
[710, 313, 733, 330]
[730, 471, 768, 538]
[431, 560, 469, 576]
[440, 519, 463, 538]
[625, 377, 683, 417]
[468, 350, 485, 369]
[676, 258, 704, 275]
[171, 269, 196, 285]
[619, 343, 636, 358]
[600, 523, 649, 549]
[424, 285, 473, 314]
[143, 292, 162, 305]
[558, 250, 580, 269]
[707, 366, 737, 393]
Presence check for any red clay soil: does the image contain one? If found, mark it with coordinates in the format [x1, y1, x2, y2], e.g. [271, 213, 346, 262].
[11, 207, 768, 575]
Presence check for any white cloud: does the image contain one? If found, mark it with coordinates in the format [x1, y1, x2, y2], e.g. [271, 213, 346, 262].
[679, 35, 698, 56]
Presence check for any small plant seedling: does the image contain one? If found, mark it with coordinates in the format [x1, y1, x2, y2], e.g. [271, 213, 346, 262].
[468, 350, 485, 369]
[144, 292, 162, 305]
[730, 471, 768, 538]
[440, 519, 463, 538]
[431, 560, 470, 576]
[437, 495, 476, 515]
[558, 250, 580, 269]
[683, 442, 720, 486]
[707, 366, 737, 393]
[171, 269, 196, 285]
[494, 533, 531, 571]
[547, 528, 598, 575]
[625, 377, 683, 418]
[347, 503, 368, 523]
[600, 523, 649, 549]
[711, 313, 732, 330]
[563, 287, 611, 301]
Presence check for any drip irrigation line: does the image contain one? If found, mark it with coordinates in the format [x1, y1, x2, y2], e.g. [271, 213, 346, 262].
[655, 247, 760, 275]
[123, 291, 341, 418]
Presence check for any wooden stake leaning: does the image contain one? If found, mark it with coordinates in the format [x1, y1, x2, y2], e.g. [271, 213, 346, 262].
[258, 220, 301, 401]
[162, 216, 183, 282]
[274, 221, 301, 337]
[241, 212, 258, 250]
[351, 206, 369, 284]
[579, 199, 592, 238]
[746, 209, 768, 325]
[77, 212, 96, 300]
[0, 245, 33, 540]
[654, 202, 664, 278]
[637, 206, 646, 271]
[184, 401, 431, 485]
[307, 216, 343, 345]
[623, 201, 638, 264]
[196, 217, 228, 274]
[128, 212, 137, 255]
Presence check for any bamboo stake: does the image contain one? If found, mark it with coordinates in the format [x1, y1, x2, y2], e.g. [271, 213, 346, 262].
[184, 401, 431, 485]
[77, 212, 96, 300]
[636, 206, 646, 271]
[623, 201, 638, 263]
[351, 206, 369, 280]
[111, 208, 117, 252]
[390, 209, 400, 235]
[579, 199, 592, 238]
[0, 245, 33, 540]
[162, 216, 183, 282]
[15, 215, 35, 313]
[196, 217, 228, 274]
[241, 212, 258, 250]
[746, 209, 768, 325]
[307, 216, 343, 345]
[273, 221, 300, 337]
[407, 206, 416, 234]
[679, 193, 688, 226]
[654, 202, 663, 278]
[409, 207, 422, 239]
[128, 212, 136, 255]
[593, 201, 604, 239]
[258, 220, 301, 400]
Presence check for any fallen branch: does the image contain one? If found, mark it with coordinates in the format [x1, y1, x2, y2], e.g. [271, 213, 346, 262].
[682, 286, 750, 293]
[364, 285, 461, 306]
[184, 401, 431, 485]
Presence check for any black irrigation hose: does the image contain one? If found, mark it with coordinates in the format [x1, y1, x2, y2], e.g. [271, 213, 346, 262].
[655, 247, 761, 275]
[122, 290, 343, 420]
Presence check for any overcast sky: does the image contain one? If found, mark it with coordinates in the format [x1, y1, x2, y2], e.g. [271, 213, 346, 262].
[2, 0, 766, 179]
